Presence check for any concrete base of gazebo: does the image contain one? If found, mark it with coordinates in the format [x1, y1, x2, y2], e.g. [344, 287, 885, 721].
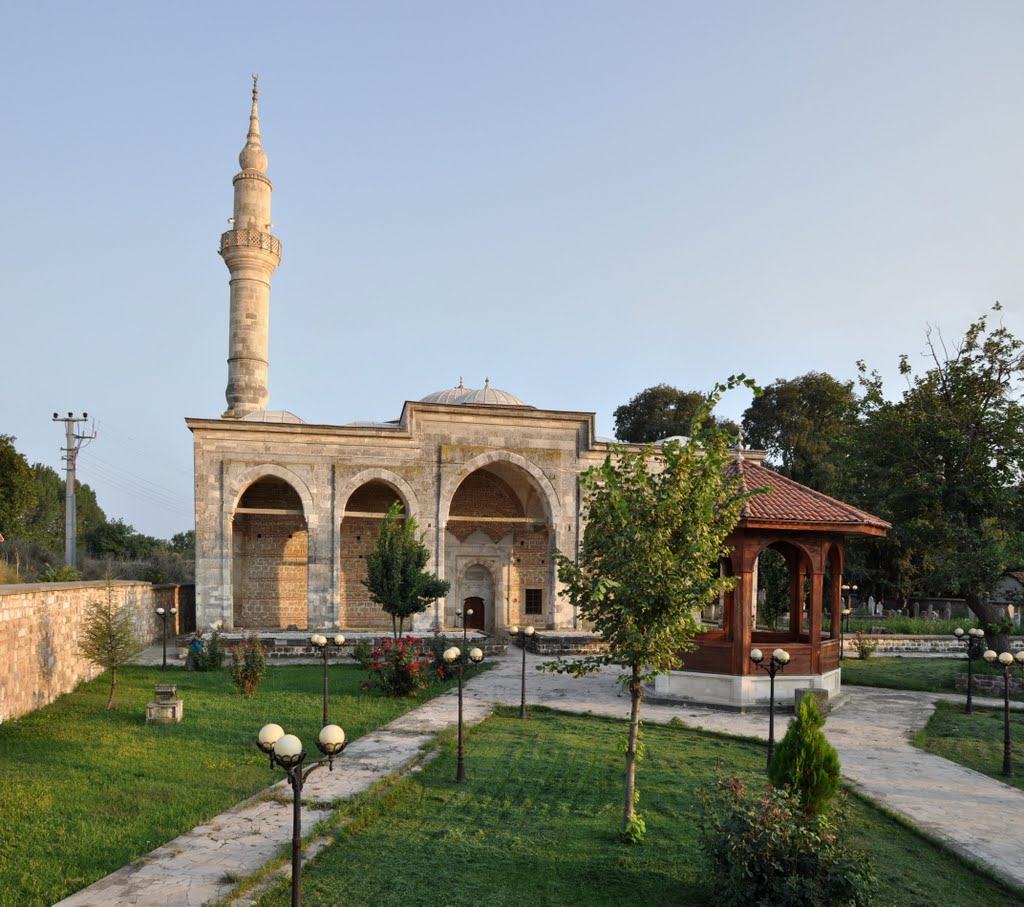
[647, 667, 841, 713]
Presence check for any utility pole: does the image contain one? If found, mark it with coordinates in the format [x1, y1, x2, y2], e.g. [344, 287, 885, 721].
[51, 412, 96, 568]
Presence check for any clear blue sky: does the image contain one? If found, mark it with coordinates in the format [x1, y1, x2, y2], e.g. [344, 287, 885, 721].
[3, 1, 1023, 539]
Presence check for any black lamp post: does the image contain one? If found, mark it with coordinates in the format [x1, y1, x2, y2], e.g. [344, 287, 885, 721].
[155, 606, 177, 671]
[257, 723, 347, 907]
[982, 649, 1016, 777]
[309, 633, 345, 726]
[750, 647, 790, 771]
[954, 627, 986, 714]
[462, 608, 474, 645]
[443, 645, 484, 782]
[508, 625, 536, 718]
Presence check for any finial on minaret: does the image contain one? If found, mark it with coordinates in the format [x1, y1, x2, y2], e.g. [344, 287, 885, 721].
[735, 426, 745, 461]
[239, 73, 267, 173]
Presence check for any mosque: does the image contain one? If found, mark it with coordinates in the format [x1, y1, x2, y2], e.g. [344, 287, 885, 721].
[187, 82, 887, 707]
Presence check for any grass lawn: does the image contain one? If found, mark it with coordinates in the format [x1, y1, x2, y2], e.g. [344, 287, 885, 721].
[914, 700, 1024, 793]
[0, 663, 459, 907]
[840, 655, 1017, 696]
[251, 707, 1023, 907]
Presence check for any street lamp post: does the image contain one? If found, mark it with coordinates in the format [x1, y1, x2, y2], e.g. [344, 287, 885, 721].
[750, 647, 790, 771]
[508, 625, 536, 718]
[155, 606, 177, 671]
[442, 645, 484, 782]
[954, 627, 986, 714]
[309, 634, 346, 726]
[462, 608, 474, 645]
[982, 650, 1016, 777]
[257, 723, 347, 907]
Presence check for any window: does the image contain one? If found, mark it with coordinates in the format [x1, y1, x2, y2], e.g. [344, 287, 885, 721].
[525, 588, 542, 615]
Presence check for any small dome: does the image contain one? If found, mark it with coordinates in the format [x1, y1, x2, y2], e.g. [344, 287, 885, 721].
[421, 378, 474, 405]
[460, 378, 528, 407]
[240, 410, 305, 424]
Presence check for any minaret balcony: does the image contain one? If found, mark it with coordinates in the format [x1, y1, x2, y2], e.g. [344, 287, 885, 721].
[220, 229, 282, 261]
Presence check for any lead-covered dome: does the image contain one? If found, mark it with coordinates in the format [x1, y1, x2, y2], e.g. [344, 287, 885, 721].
[420, 377, 530, 407]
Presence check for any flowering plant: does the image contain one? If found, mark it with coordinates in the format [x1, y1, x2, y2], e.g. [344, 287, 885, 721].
[229, 633, 267, 698]
[367, 636, 433, 696]
[852, 630, 878, 660]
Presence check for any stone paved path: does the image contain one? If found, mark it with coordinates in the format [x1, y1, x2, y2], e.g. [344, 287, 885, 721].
[57, 649, 1024, 905]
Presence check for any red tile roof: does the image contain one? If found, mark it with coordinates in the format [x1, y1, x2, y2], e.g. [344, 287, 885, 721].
[725, 458, 890, 533]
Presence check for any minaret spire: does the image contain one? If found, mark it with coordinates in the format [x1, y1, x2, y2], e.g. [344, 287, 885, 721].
[220, 76, 281, 419]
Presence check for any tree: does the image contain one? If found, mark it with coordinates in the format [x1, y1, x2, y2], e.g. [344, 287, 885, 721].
[769, 692, 842, 815]
[363, 502, 450, 639]
[850, 306, 1024, 650]
[613, 384, 738, 443]
[741, 372, 859, 495]
[24, 463, 64, 552]
[78, 581, 146, 709]
[83, 518, 156, 561]
[0, 435, 36, 540]
[553, 377, 762, 842]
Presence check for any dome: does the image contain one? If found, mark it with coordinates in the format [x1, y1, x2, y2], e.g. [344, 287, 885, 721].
[421, 378, 474, 405]
[460, 378, 527, 407]
[240, 410, 305, 424]
[420, 377, 530, 407]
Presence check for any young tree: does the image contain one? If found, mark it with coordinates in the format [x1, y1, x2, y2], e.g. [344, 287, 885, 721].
[78, 581, 146, 709]
[0, 435, 36, 540]
[363, 502, 450, 639]
[554, 377, 762, 842]
[850, 306, 1024, 650]
[769, 692, 842, 815]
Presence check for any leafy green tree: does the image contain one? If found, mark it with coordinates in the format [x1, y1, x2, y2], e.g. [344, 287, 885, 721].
[83, 518, 157, 561]
[363, 502, 450, 639]
[613, 384, 738, 443]
[769, 692, 842, 815]
[850, 306, 1024, 650]
[24, 463, 64, 551]
[553, 377, 762, 842]
[170, 529, 195, 554]
[741, 372, 859, 495]
[0, 435, 36, 540]
[78, 581, 146, 709]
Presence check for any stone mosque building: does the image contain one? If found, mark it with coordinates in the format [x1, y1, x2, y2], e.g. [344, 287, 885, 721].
[188, 83, 887, 707]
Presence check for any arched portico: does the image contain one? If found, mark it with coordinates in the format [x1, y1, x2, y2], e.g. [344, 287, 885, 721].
[439, 453, 559, 632]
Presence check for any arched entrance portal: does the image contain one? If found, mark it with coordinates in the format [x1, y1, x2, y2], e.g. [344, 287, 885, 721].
[444, 462, 553, 633]
[232, 476, 309, 629]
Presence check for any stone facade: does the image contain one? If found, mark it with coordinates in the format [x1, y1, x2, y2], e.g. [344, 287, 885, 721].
[0, 581, 191, 721]
[188, 405, 611, 634]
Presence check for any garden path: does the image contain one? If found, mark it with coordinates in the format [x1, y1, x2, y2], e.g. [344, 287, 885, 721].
[56, 647, 1024, 905]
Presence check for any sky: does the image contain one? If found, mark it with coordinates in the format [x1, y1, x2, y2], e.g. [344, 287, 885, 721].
[3, 1, 1023, 540]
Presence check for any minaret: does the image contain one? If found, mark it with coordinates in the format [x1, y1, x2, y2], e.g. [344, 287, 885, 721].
[221, 75, 281, 418]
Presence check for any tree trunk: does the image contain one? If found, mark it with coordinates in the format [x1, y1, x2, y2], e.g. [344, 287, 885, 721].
[623, 664, 643, 831]
[968, 594, 1011, 652]
[106, 668, 117, 710]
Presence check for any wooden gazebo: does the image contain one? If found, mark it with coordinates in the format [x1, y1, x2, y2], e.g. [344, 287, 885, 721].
[651, 452, 889, 710]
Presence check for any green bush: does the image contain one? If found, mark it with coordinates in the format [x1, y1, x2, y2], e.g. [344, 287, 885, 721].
[191, 629, 226, 672]
[769, 692, 841, 815]
[351, 638, 374, 671]
[366, 636, 433, 696]
[698, 777, 876, 907]
[423, 631, 458, 680]
[852, 630, 878, 660]
[228, 633, 267, 698]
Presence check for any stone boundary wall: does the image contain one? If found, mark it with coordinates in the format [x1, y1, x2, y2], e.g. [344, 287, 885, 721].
[954, 673, 1024, 698]
[844, 635, 1023, 655]
[0, 581, 193, 722]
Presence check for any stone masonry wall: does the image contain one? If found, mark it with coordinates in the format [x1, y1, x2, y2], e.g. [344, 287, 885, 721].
[234, 513, 308, 628]
[0, 581, 191, 721]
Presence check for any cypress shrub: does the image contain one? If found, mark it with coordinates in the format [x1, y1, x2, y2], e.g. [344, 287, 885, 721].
[768, 691, 842, 815]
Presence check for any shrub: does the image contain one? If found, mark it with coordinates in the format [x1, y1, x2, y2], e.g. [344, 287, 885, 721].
[769, 692, 842, 815]
[697, 777, 876, 907]
[367, 636, 433, 696]
[228, 633, 267, 698]
[423, 631, 458, 680]
[191, 629, 226, 672]
[852, 630, 878, 660]
[36, 563, 82, 582]
[78, 580, 145, 709]
[351, 638, 374, 671]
